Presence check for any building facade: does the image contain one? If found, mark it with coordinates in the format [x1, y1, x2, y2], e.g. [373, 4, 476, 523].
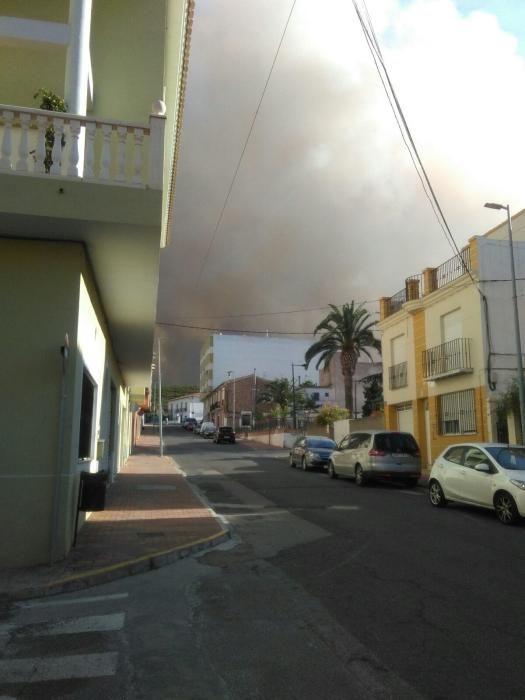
[204, 374, 272, 429]
[319, 353, 382, 417]
[378, 209, 525, 466]
[0, 0, 193, 566]
[167, 393, 203, 423]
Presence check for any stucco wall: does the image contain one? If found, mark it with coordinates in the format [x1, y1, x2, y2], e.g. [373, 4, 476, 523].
[0, 239, 131, 566]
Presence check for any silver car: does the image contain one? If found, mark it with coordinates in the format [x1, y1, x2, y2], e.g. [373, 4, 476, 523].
[328, 430, 421, 487]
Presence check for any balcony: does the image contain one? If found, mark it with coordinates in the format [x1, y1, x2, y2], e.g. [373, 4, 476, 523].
[422, 338, 473, 380]
[380, 248, 472, 321]
[0, 103, 165, 189]
[389, 361, 408, 389]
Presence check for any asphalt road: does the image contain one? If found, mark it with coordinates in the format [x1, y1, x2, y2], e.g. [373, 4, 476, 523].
[2, 426, 525, 699]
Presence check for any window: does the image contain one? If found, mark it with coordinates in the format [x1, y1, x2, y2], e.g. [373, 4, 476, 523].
[339, 435, 351, 450]
[441, 308, 462, 343]
[78, 370, 95, 459]
[444, 446, 465, 464]
[312, 392, 320, 401]
[438, 389, 476, 435]
[463, 447, 489, 469]
[374, 432, 418, 455]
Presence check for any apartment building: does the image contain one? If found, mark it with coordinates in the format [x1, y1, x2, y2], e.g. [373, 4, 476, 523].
[378, 208, 525, 466]
[0, 0, 193, 566]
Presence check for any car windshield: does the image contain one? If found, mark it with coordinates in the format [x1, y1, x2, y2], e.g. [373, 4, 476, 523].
[374, 433, 419, 455]
[485, 447, 525, 470]
[306, 438, 336, 449]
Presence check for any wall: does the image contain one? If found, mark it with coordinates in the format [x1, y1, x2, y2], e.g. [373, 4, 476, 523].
[0, 239, 131, 566]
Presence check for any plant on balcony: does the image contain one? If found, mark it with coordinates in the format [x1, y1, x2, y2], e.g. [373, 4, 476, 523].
[33, 88, 68, 173]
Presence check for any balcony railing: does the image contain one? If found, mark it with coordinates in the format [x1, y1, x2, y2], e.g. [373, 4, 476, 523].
[0, 103, 165, 189]
[434, 248, 471, 289]
[389, 361, 408, 389]
[422, 337, 472, 380]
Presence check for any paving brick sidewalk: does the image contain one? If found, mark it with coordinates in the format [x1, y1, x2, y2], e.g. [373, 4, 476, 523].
[0, 429, 229, 603]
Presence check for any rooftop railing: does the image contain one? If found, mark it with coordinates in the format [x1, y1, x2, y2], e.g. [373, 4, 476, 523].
[381, 248, 472, 320]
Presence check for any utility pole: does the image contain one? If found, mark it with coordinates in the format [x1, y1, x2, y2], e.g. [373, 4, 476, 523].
[157, 338, 163, 457]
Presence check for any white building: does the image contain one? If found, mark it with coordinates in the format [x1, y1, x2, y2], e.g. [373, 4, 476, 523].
[167, 393, 203, 423]
[200, 334, 317, 394]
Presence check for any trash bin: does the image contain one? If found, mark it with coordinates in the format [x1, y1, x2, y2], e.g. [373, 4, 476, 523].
[78, 470, 108, 512]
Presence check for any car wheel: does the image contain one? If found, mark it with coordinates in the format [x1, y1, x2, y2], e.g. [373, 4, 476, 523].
[289, 454, 295, 468]
[429, 480, 447, 507]
[328, 461, 338, 479]
[494, 491, 520, 525]
[301, 457, 308, 471]
[355, 465, 366, 486]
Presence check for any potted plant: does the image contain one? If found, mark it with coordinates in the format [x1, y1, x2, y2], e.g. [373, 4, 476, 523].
[33, 88, 68, 173]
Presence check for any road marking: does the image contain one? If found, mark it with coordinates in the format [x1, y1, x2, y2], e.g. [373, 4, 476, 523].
[0, 652, 118, 683]
[15, 593, 128, 609]
[400, 490, 425, 496]
[212, 503, 263, 510]
[0, 613, 125, 639]
[327, 505, 360, 511]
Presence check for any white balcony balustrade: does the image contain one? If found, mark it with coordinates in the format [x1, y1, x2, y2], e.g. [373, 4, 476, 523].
[0, 102, 165, 189]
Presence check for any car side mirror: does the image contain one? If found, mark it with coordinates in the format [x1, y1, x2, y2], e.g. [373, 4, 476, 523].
[474, 462, 491, 473]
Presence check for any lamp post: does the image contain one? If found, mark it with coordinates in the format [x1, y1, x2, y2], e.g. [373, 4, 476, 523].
[227, 371, 236, 430]
[291, 362, 306, 430]
[485, 202, 525, 443]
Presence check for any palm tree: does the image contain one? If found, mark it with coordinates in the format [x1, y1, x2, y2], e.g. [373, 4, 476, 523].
[305, 302, 380, 415]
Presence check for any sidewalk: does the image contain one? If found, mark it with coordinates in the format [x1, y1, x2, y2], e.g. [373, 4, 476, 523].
[0, 429, 229, 603]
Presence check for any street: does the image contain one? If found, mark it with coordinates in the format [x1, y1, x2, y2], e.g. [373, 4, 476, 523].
[2, 425, 525, 699]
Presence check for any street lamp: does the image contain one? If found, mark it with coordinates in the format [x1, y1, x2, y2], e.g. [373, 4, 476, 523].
[291, 362, 307, 431]
[484, 202, 525, 443]
[227, 371, 236, 430]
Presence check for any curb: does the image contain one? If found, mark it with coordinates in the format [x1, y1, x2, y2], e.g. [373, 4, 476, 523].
[6, 528, 231, 604]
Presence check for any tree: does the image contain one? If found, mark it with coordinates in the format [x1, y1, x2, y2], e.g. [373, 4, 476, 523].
[305, 302, 381, 415]
[361, 372, 383, 417]
[315, 404, 349, 426]
[257, 378, 293, 411]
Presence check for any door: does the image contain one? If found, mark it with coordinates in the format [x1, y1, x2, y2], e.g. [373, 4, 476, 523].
[397, 405, 414, 434]
[332, 435, 353, 476]
[439, 445, 466, 499]
[457, 447, 494, 506]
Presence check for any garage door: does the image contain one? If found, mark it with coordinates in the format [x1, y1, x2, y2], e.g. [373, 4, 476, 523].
[397, 405, 414, 434]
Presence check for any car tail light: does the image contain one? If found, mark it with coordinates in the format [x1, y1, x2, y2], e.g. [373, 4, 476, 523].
[369, 448, 385, 457]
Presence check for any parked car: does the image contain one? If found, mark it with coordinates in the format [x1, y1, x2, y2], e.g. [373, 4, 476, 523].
[199, 421, 216, 438]
[183, 417, 198, 431]
[328, 430, 421, 487]
[214, 426, 236, 444]
[429, 442, 525, 525]
[289, 436, 336, 470]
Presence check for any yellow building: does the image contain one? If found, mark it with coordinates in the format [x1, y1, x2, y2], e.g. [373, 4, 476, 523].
[0, 0, 193, 566]
[378, 209, 525, 467]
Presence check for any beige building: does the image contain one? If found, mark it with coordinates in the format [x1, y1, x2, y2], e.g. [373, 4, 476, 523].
[378, 208, 525, 466]
[0, 0, 193, 566]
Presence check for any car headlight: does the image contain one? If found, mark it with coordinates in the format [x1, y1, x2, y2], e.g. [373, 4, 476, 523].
[510, 479, 525, 491]
[306, 451, 315, 458]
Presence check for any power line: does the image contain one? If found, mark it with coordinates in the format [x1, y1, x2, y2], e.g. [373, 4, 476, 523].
[165, 299, 380, 321]
[156, 321, 316, 335]
[353, 0, 477, 289]
[189, 0, 297, 297]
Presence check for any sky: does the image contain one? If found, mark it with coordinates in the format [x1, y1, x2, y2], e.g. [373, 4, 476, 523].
[157, 0, 525, 384]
